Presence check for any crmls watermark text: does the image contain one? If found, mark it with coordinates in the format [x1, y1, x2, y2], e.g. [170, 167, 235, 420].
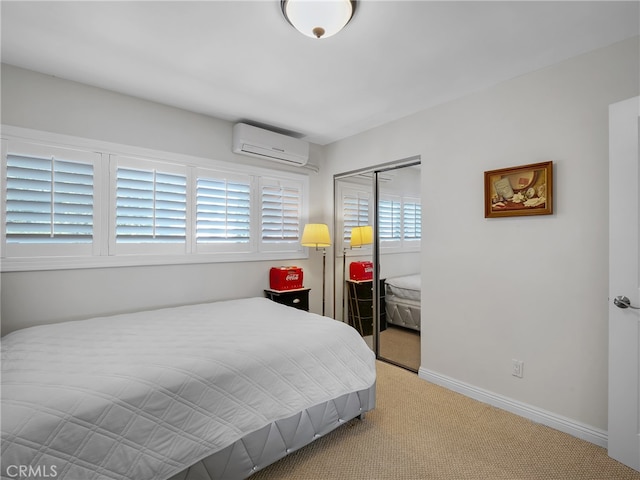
[5, 465, 58, 478]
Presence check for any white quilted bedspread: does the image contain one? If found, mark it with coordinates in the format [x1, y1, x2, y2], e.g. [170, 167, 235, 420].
[386, 274, 421, 301]
[1, 297, 376, 480]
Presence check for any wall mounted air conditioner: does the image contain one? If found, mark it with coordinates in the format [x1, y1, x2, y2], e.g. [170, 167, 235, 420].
[232, 123, 309, 166]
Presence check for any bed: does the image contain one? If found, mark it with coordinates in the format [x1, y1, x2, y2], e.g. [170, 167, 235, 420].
[1, 297, 376, 480]
[385, 274, 421, 331]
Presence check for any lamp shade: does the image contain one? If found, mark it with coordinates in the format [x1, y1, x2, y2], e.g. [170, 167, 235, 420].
[350, 225, 373, 248]
[281, 0, 356, 39]
[301, 223, 331, 248]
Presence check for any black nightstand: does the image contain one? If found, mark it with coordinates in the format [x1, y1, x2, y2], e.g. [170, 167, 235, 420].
[264, 288, 310, 311]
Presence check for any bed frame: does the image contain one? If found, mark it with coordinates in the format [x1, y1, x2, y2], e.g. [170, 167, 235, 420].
[385, 294, 421, 331]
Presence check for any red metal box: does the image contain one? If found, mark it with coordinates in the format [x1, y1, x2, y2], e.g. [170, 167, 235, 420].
[269, 266, 304, 290]
[350, 261, 373, 281]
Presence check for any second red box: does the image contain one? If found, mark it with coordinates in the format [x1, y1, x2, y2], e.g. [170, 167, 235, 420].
[349, 261, 373, 281]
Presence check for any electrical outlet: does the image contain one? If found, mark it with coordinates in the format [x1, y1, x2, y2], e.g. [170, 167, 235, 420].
[512, 359, 524, 378]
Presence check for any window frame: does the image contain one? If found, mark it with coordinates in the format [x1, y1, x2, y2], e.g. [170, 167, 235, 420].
[1, 140, 105, 259]
[110, 155, 190, 256]
[194, 168, 255, 254]
[1, 127, 309, 272]
[259, 176, 306, 254]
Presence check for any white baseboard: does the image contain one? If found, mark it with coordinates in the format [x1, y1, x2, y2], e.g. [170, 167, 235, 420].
[418, 367, 608, 448]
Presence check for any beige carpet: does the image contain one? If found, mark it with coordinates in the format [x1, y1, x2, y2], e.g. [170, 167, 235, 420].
[252, 361, 640, 480]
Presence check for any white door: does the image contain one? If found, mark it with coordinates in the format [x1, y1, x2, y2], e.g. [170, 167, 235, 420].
[608, 96, 640, 471]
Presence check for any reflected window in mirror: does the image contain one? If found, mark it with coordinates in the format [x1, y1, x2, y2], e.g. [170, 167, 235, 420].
[341, 189, 371, 252]
[379, 194, 421, 254]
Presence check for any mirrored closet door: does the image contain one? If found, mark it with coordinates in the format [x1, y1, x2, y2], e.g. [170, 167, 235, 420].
[333, 172, 375, 344]
[375, 163, 421, 372]
[334, 157, 421, 372]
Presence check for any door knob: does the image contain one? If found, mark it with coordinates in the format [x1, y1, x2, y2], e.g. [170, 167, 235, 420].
[614, 296, 640, 309]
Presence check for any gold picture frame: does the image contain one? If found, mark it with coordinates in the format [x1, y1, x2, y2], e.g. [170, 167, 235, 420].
[484, 161, 553, 218]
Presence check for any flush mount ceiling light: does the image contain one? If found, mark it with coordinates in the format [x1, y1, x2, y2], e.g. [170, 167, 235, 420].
[281, 0, 357, 39]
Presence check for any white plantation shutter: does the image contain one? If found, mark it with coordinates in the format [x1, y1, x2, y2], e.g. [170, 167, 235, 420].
[260, 179, 303, 249]
[343, 191, 370, 243]
[378, 193, 421, 252]
[115, 167, 187, 244]
[403, 199, 422, 240]
[196, 172, 251, 248]
[6, 154, 94, 243]
[2, 132, 309, 269]
[3, 139, 101, 260]
[379, 196, 401, 241]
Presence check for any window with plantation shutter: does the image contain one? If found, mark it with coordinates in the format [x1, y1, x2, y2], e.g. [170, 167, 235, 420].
[115, 165, 187, 247]
[379, 197, 401, 242]
[2, 130, 309, 270]
[335, 184, 372, 254]
[403, 199, 422, 240]
[378, 193, 421, 252]
[196, 171, 251, 250]
[343, 191, 370, 244]
[3, 140, 100, 258]
[6, 154, 94, 244]
[260, 178, 303, 251]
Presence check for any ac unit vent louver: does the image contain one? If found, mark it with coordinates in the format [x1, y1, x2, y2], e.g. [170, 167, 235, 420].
[232, 123, 309, 166]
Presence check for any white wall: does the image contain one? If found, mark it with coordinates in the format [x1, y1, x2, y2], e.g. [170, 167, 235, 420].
[323, 37, 639, 434]
[0, 65, 328, 334]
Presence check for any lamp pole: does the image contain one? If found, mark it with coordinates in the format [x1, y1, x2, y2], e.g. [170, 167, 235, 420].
[322, 248, 326, 316]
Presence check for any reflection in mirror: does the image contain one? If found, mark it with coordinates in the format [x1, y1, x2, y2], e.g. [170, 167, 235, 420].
[333, 160, 421, 371]
[378, 164, 421, 372]
[334, 174, 374, 348]
[344, 225, 374, 337]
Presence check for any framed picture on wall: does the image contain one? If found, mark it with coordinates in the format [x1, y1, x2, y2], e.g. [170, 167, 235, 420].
[484, 161, 553, 218]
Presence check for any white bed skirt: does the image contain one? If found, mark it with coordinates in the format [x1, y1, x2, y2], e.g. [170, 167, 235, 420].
[169, 384, 375, 480]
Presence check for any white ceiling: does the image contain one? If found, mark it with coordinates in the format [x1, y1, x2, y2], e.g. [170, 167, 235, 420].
[1, 1, 638, 145]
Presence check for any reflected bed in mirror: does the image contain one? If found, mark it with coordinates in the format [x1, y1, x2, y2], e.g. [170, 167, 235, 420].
[379, 273, 421, 372]
[384, 274, 421, 331]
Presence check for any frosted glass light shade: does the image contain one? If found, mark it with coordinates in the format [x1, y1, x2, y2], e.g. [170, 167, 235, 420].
[301, 223, 331, 248]
[281, 0, 356, 39]
[350, 225, 373, 247]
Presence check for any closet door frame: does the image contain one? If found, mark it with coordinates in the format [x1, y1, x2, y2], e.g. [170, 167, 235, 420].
[333, 155, 421, 361]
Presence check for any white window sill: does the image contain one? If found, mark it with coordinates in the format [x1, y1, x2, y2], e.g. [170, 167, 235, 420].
[1, 250, 308, 272]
